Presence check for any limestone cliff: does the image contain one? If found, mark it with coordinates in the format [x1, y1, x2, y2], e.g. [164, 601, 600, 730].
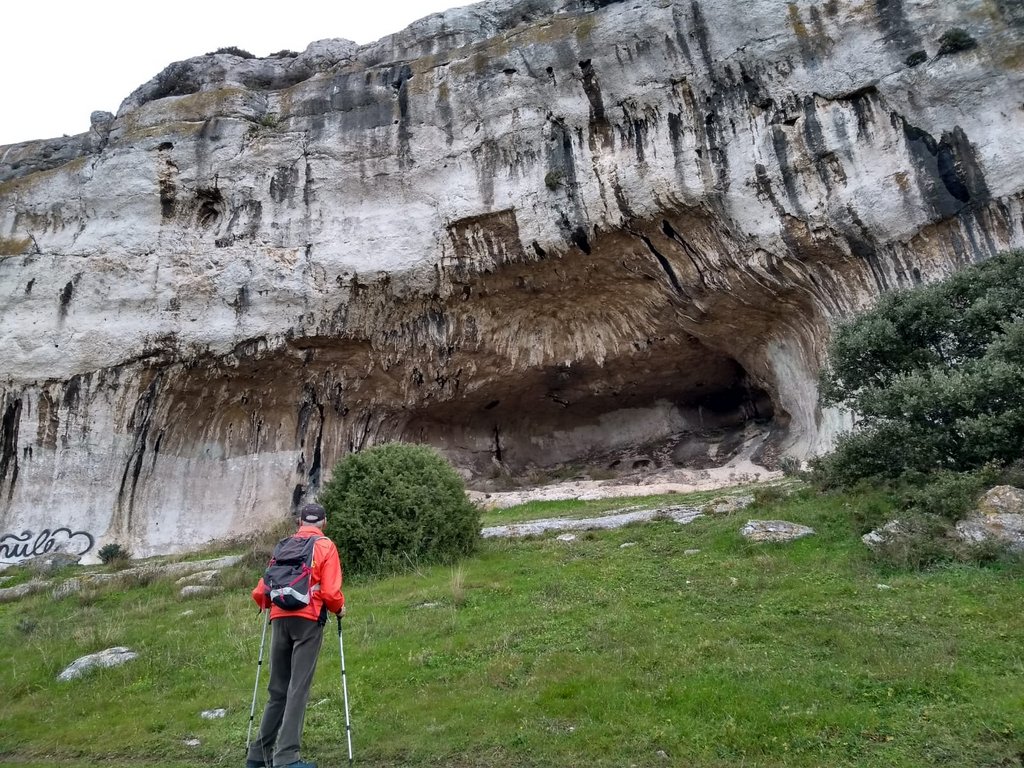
[2, 0, 1023, 561]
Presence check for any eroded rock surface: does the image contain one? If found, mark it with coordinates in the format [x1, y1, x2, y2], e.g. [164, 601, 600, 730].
[481, 503, 705, 537]
[741, 519, 815, 542]
[2, 0, 1023, 559]
[57, 647, 138, 681]
[954, 485, 1024, 552]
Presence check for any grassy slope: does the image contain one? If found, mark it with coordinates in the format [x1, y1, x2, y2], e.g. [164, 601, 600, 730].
[1, 487, 1022, 768]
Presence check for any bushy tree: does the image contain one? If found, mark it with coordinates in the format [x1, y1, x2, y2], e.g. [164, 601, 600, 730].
[319, 443, 481, 576]
[815, 249, 1024, 486]
[98, 543, 131, 567]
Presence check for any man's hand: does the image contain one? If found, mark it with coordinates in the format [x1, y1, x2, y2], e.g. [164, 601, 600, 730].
[336, 605, 346, 618]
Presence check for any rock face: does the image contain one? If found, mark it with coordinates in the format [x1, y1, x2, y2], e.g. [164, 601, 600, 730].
[954, 485, 1024, 552]
[2, 0, 1023, 559]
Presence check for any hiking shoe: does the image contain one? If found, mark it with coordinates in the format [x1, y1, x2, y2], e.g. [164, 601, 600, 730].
[245, 761, 267, 768]
[274, 763, 317, 768]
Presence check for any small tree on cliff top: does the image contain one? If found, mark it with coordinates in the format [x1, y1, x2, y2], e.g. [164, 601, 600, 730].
[319, 443, 481, 576]
[813, 249, 1024, 486]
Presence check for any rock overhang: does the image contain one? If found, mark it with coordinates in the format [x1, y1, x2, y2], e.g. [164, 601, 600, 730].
[1, 0, 1023, 558]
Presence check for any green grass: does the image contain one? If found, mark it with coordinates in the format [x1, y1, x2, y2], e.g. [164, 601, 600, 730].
[2, 486, 1023, 767]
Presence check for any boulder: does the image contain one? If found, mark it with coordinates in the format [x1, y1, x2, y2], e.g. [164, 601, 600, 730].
[862, 514, 948, 552]
[704, 495, 754, 515]
[23, 551, 82, 574]
[52, 578, 83, 600]
[741, 520, 815, 543]
[977, 485, 1024, 516]
[180, 585, 220, 599]
[142, 555, 243, 579]
[953, 485, 1024, 552]
[0, 579, 49, 604]
[482, 504, 703, 538]
[58, 647, 138, 681]
[862, 519, 913, 551]
[175, 569, 221, 585]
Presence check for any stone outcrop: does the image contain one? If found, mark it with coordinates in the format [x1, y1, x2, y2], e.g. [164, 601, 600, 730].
[740, 519, 815, 542]
[954, 485, 1024, 551]
[2, 0, 1023, 559]
[481, 502, 705, 537]
[0, 554, 243, 601]
[57, 647, 138, 681]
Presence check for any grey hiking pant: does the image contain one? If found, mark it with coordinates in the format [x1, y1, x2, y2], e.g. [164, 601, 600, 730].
[248, 616, 325, 767]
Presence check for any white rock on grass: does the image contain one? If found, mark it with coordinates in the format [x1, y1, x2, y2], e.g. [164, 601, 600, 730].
[556, 534, 577, 542]
[180, 585, 219, 598]
[175, 569, 221, 585]
[954, 485, 1024, 552]
[58, 647, 138, 681]
[0, 580, 50, 604]
[741, 520, 815, 543]
[52, 578, 83, 599]
[200, 708, 227, 719]
[482, 505, 703, 538]
[144, 556, 243, 579]
[862, 516, 942, 551]
[704, 495, 755, 515]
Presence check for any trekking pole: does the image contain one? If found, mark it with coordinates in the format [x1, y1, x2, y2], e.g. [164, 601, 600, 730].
[337, 614, 354, 765]
[246, 609, 271, 751]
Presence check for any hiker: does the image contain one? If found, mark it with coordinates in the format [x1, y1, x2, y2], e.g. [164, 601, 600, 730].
[247, 503, 345, 768]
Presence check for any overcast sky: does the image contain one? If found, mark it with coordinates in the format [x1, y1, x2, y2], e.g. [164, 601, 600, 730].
[0, 1, 466, 146]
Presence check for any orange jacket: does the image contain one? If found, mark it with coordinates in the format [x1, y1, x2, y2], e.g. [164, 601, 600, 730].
[252, 525, 345, 622]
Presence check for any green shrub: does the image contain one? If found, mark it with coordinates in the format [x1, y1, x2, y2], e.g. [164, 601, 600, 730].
[16, 617, 38, 635]
[866, 512, 952, 571]
[937, 28, 977, 56]
[210, 46, 255, 59]
[320, 443, 481, 576]
[904, 50, 927, 67]
[996, 459, 1024, 489]
[751, 485, 787, 508]
[898, 466, 998, 522]
[98, 543, 131, 567]
[815, 249, 1024, 486]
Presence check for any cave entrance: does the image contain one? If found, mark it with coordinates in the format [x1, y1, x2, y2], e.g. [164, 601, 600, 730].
[401, 339, 778, 484]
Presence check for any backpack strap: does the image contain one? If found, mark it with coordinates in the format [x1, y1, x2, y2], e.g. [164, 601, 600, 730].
[308, 536, 324, 592]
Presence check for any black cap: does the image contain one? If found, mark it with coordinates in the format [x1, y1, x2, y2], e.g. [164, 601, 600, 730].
[299, 503, 326, 523]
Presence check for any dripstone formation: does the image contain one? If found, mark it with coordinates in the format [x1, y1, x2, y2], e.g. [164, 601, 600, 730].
[2, 0, 1022, 559]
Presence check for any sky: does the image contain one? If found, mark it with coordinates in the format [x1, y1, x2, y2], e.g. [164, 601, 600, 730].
[0, 1, 467, 146]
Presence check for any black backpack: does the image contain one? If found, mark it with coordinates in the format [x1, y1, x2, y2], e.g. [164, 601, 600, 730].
[264, 535, 322, 610]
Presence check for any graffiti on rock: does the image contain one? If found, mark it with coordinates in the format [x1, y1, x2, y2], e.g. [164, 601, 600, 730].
[0, 527, 95, 564]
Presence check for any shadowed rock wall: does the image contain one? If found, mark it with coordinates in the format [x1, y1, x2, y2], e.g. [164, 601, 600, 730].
[1, 0, 1023, 559]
